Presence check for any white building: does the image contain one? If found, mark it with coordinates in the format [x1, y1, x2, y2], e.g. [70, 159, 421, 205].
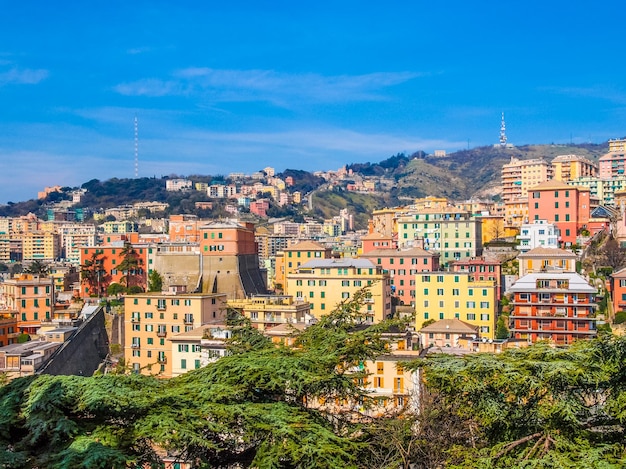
[169, 325, 232, 377]
[166, 179, 192, 192]
[516, 220, 559, 253]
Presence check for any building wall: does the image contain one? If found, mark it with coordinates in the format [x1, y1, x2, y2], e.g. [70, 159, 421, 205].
[0, 274, 55, 334]
[414, 273, 497, 339]
[124, 293, 227, 378]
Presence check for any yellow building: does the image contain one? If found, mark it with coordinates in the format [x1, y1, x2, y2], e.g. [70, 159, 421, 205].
[103, 221, 138, 234]
[124, 292, 227, 377]
[479, 215, 506, 244]
[276, 240, 332, 294]
[505, 196, 529, 228]
[551, 154, 597, 181]
[20, 231, 60, 262]
[227, 295, 312, 331]
[370, 208, 400, 237]
[517, 246, 577, 277]
[415, 272, 497, 339]
[286, 258, 391, 323]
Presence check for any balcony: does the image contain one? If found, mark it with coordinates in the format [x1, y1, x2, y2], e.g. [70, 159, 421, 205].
[131, 317, 140, 323]
[131, 343, 140, 349]
[157, 305, 166, 311]
[157, 356, 167, 364]
[183, 316, 194, 325]
[157, 330, 167, 338]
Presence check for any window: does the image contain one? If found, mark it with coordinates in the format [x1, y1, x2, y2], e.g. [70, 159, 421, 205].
[555, 214, 559, 221]
[437, 275, 444, 282]
[480, 314, 490, 321]
[342, 292, 350, 299]
[377, 362, 384, 374]
[467, 313, 476, 320]
[437, 288, 444, 295]
[466, 301, 476, 308]
[181, 359, 187, 370]
[341, 280, 350, 286]
[565, 214, 570, 221]
[145, 312, 153, 319]
[452, 289, 459, 296]
[555, 202, 559, 209]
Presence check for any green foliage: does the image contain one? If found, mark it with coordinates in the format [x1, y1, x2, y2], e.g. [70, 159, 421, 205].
[495, 315, 509, 339]
[16, 333, 30, 344]
[408, 336, 626, 467]
[106, 283, 125, 296]
[614, 311, 626, 324]
[147, 270, 163, 292]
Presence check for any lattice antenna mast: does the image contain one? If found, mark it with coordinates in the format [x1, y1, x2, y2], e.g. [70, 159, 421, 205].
[499, 112, 507, 146]
[134, 116, 139, 178]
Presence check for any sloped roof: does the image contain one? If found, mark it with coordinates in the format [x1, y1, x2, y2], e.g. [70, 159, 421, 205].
[529, 180, 589, 191]
[283, 240, 327, 251]
[299, 258, 377, 269]
[419, 318, 479, 334]
[363, 247, 436, 258]
[509, 272, 596, 293]
[518, 246, 577, 258]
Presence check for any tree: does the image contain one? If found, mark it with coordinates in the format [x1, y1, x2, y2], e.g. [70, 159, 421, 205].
[80, 252, 107, 297]
[495, 315, 509, 339]
[24, 260, 49, 276]
[106, 283, 125, 297]
[600, 237, 626, 272]
[0, 289, 406, 468]
[117, 242, 144, 290]
[147, 270, 163, 292]
[407, 337, 626, 467]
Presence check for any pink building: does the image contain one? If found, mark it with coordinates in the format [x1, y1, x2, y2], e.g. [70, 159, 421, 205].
[450, 257, 503, 303]
[361, 232, 397, 254]
[361, 247, 440, 307]
[528, 180, 590, 246]
[250, 200, 270, 218]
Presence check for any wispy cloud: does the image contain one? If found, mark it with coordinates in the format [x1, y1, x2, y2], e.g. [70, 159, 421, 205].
[0, 67, 48, 86]
[543, 85, 626, 105]
[127, 46, 152, 55]
[114, 68, 423, 105]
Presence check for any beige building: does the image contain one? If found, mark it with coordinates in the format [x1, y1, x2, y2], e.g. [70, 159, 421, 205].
[286, 258, 391, 323]
[517, 246, 577, 277]
[168, 324, 232, 377]
[20, 231, 60, 262]
[124, 292, 227, 378]
[227, 295, 313, 331]
[502, 157, 553, 203]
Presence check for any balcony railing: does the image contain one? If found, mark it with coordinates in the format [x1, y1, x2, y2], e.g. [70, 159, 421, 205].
[157, 330, 167, 338]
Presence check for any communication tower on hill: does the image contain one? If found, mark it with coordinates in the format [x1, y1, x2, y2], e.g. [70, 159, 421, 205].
[499, 112, 507, 146]
[134, 116, 139, 178]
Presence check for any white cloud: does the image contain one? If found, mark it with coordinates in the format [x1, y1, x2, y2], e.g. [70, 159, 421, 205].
[114, 68, 424, 105]
[0, 67, 48, 86]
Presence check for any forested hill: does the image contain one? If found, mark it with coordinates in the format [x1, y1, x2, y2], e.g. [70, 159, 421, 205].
[0, 142, 609, 219]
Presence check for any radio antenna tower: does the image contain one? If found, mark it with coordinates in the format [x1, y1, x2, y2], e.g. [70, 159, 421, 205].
[499, 112, 508, 147]
[134, 116, 139, 178]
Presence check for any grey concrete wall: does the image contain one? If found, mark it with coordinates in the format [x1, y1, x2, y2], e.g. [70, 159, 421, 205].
[38, 307, 109, 377]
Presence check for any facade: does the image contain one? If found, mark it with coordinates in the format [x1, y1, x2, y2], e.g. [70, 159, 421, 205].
[517, 246, 577, 277]
[56, 223, 97, 264]
[0, 274, 55, 334]
[419, 318, 479, 348]
[168, 214, 202, 243]
[286, 258, 392, 323]
[567, 176, 626, 207]
[450, 256, 503, 303]
[414, 272, 497, 339]
[166, 179, 192, 191]
[168, 324, 232, 378]
[611, 268, 626, 315]
[361, 247, 440, 306]
[0, 340, 61, 379]
[396, 208, 482, 264]
[516, 220, 560, 253]
[509, 272, 597, 344]
[527, 180, 590, 246]
[21, 231, 60, 262]
[598, 150, 626, 179]
[0, 315, 18, 347]
[502, 157, 553, 203]
[124, 292, 227, 378]
[276, 240, 332, 295]
[551, 154, 597, 181]
[361, 232, 396, 254]
[227, 295, 313, 331]
[504, 196, 529, 228]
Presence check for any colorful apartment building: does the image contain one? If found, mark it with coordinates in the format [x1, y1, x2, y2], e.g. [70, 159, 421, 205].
[567, 176, 626, 207]
[0, 274, 55, 334]
[598, 149, 626, 179]
[504, 196, 529, 228]
[516, 220, 559, 253]
[169, 324, 232, 378]
[509, 272, 597, 344]
[502, 157, 553, 203]
[361, 232, 397, 253]
[396, 208, 482, 265]
[551, 154, 597, 181]
[449, 256, 503, 303]
[419, 318, 478, 348]
[169, 214, 202, 243]
[527, 180, 590, 246]
[227, 295, 313, 331]
[0, 315, 18, 347]
[517, 246, 578, 277]
[124, 292, 227, 377]
[20, 231, 60, 262]
[79, 243, 149, 297]
[414, 272, 497, 339]
[361, 247, 440, 307]
[286, 258, 391, 323]
[276, 240, 332, 295]
[610, 268, 626, 316]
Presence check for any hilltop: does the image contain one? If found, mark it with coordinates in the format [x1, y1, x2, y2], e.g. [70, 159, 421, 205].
[0, 142, 610, 228]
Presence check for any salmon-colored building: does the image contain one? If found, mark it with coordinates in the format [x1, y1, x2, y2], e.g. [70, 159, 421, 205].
[79, 243, 148, 297]
[0, 315, 18, 347]
[527, 180, 590, 246]
[450, 256, 503, 303]
[610, 267, 626, 316]
[169, 214, 202, 243]
[361, 247, 440, 307]
[360, 232, 397, 254]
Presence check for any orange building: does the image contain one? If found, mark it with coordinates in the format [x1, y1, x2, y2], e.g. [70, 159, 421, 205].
[528, 180, 590, 246]
[0, 315, 19, 347]
[275, 240, 332, 295]
[169, 214, 202, 243]
[79, 243, 148, 297]
[0, 274, 55, 334]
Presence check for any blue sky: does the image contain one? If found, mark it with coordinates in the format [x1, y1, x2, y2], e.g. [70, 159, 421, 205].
[1, 1, 625, 203]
